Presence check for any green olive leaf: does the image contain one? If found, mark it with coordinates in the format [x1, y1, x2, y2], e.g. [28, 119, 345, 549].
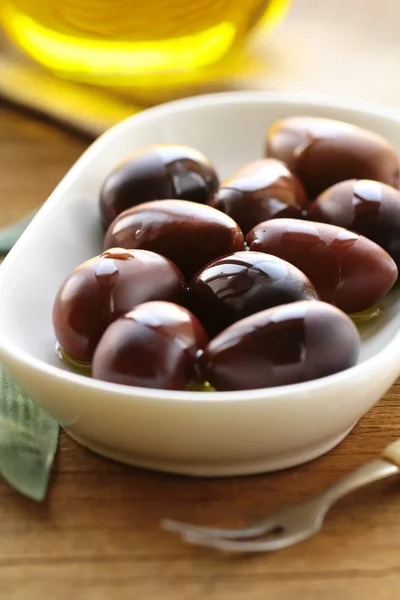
[0, 209, 38, 255]
[0, 364, 59, 501]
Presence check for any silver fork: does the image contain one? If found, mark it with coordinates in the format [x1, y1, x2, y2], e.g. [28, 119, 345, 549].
[162, 440, 400, 553]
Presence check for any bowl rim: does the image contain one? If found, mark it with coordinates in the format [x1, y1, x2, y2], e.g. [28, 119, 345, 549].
[1, 89, 400, 403]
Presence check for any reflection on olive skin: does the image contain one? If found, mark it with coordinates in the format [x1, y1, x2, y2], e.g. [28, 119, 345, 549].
[100, 144, 219, 226]
[52, 248, 185, 361]
[308, 179, 400, 269]
[266, 117, 400, 199]
[209, 158, 308, 234]
[92, 301, 208, 390]
[189, 250, 318, 337]
[247, 218, 398, 313]
[200, 301, 360, 391]
[104, 199, 244, 278]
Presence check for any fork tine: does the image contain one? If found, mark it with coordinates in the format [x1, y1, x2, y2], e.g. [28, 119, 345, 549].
[162, 517, 278, 540]
[182, 529, 314, 553]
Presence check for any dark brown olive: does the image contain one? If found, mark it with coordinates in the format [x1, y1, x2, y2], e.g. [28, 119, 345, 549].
[104, 199, 245, 278]
[189, 251, 318, 337]
[100, 144, 219, 226]
[209, 158, 308, 234]
[92, 301, 208, 390]
[53, 248, 185, 362]
[200, 301, 360, 391]
[308, 179, 400, 269]
[266, 117, 400, 199]
[247, 219, 398, 313]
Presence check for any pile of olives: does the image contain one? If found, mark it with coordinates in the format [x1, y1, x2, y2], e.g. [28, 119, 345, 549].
[53, 116, 400, 392]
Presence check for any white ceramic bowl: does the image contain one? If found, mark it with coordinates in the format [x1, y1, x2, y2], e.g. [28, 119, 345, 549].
[1, 91, 400, 477]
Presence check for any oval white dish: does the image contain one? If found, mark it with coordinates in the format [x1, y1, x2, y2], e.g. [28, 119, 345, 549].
[1, 91, 400, 477]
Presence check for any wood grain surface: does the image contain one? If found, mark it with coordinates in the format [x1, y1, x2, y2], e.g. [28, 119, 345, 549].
[2, 2, 400, 598]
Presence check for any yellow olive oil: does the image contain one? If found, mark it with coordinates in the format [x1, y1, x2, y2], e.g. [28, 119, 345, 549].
[0, 0, 290, 85]
[56, 343, 92, 376]
[350, 306, 382, 324]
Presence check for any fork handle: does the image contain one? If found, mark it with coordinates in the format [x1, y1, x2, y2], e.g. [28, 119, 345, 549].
[318, 440, 400, 510]
[381, 439, 400, 466]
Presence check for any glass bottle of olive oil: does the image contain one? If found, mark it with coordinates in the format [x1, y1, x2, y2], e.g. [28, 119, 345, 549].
[0, 0, 291, 85]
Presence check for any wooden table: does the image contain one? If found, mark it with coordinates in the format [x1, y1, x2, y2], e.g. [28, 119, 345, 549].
[2, 2, 400, 598]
